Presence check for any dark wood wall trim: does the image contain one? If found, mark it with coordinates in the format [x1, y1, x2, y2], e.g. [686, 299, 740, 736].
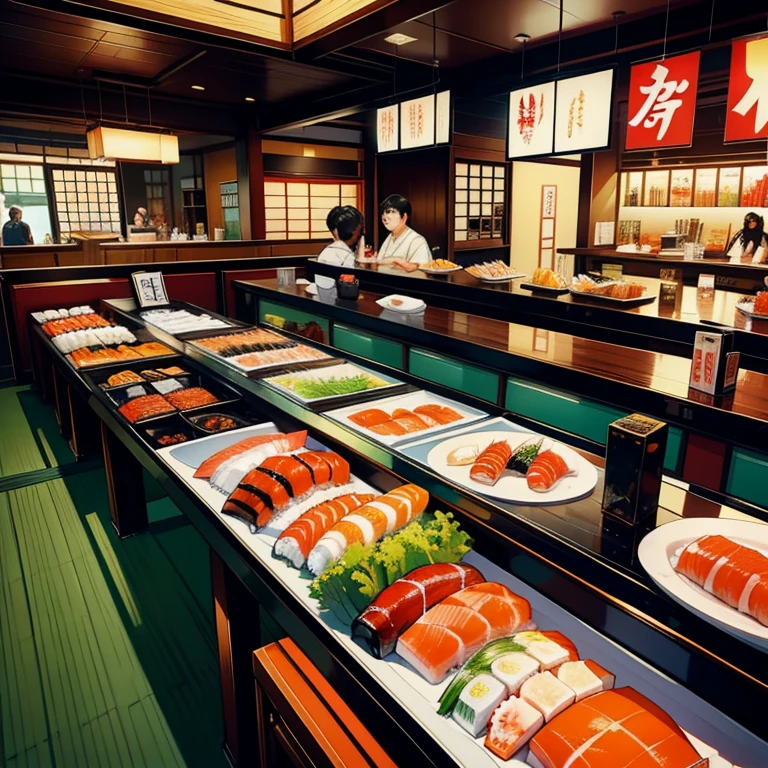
[248, 127, 267, 240]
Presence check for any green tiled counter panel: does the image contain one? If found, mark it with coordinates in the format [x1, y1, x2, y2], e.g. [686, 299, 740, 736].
[258, 299, 330, 336]
[664, 427, 684, 474]
[409, 349, 499, 403]
[333, 324, 404, 370]
[726, 448, 768, 508]
[506, 378, 621, 444]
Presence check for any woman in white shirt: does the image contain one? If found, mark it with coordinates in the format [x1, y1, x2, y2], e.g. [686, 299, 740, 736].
[376, 194, 431, 268]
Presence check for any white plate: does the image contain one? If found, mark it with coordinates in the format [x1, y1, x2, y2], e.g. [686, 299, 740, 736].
[469, 272, 526, 283]
[304, 283, 318, 295]
[325, 389, 488, 447]
[375, 294, 426, 313]
[420, 265, 463, 275]
[735, 301, 768, 319]
[638, 518, 768, 650]
[426, 430, 598, 505]
[225, 347, 334, 373]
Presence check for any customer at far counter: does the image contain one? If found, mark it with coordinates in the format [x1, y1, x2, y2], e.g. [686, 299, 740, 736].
[375, 193, 430, 271]
[1, 206, 33, 245]
[325, 205, 343, 240]
[316, 205, 364, 291]
[726, 211, 768, 264]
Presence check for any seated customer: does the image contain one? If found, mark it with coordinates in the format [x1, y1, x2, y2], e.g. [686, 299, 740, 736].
[2, 206, 34, 245]
[376, 194, 430, 268]
[326, 205, 343, 240]
[316, 206, 364, 290]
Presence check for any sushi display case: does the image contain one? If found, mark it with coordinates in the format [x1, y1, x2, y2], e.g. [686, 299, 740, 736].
[142, 423, 765, 768]
[30, 295, 768, 767]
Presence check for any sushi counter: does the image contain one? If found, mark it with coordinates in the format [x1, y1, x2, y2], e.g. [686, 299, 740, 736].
[26, 299, 768, 768]
[308, 259, 768, 373]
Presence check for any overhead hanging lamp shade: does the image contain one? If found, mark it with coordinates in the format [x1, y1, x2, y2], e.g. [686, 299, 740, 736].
[87, 126, 179, 164]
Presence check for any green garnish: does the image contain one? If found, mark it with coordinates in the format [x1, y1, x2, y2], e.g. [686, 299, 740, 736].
[309, 511, 473, 625]
[507, 438, 543, 474]
[437, 637, 525, 715]
[272, 373, 388, 398]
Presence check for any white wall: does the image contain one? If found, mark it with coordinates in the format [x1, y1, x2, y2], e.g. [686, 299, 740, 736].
[509, 161, 581, 278]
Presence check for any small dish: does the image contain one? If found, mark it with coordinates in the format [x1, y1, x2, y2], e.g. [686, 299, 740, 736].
[375, 295, 426, 314]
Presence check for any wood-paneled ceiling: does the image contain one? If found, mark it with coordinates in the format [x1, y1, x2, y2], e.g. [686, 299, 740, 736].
[0, 0, 757, 137]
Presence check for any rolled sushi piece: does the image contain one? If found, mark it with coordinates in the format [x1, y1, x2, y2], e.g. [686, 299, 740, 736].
[485, 696, 543, 761]
[452, 673, 507, 737]
[556, 660, 615, 702]
[519, 671, 575, 722]
[490, 652, 540, 695]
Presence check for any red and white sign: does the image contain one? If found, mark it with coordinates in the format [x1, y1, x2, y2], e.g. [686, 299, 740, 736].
[726, 32, 768, 142]
[626, 51, 700, 150]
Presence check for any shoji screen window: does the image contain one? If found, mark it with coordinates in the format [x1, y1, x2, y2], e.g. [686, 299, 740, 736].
[51, 167, 120, 236]
[454, 161, 506, 243]
[264, 179, 360, 240]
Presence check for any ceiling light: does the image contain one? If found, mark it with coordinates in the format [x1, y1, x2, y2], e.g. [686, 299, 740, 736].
[191, 85, 205, 91]
[245, 97, 255, 102]
[86, 126, 179, 164]
[514, 33, 530, 43]
[384, 33, 418, 46]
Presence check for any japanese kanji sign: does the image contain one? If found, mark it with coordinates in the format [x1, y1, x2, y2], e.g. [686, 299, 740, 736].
[726, 32, 768, 142]
[626, 51, 700, 150]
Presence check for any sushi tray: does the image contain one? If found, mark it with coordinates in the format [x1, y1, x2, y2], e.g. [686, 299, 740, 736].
[638, 517, 768, 651]
[261, 362, 410, 410]
[519, 282, 570, 295]
[138, 301, 251, 340]
[84, 360, 188, 390]
[149, 432, 764, 766]
[156, 422, 381, 538]
[143, 416, 199, 448]
[568, 287, 657, 307]
[400, 417, 599, 506]
[325, 390, 488, 447]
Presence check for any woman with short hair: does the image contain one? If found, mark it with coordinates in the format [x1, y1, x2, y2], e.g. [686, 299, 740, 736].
[376, 194, 430, 266]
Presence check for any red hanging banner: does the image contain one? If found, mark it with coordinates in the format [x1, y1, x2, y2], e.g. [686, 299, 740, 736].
[626, 51, 700, 150]
[725, 32, 768, 143]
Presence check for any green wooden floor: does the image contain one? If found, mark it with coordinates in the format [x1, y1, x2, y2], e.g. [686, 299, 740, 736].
[0, 385, 226, 768]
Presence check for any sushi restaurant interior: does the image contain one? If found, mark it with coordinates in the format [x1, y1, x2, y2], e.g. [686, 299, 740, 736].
[1, 1, 767, 766]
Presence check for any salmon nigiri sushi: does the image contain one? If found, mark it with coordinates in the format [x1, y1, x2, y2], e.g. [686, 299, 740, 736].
[396, 582, 532, 684]
[348, 408, 390, 427]
[675, 534, 768, 626]
[528, 688, 704, 768]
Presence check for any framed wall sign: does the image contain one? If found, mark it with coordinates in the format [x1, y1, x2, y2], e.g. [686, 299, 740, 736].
[554, 69, 614, 153]
[131, 271, 170, 308]
[725, 32, 768, 142]
[436, 91, 452, 144]
[400, 95, 435, 149]
[508, 81, 555, 158]
[626, 51, 700, 150]
[376, 105, 399, 152]
[539, 185, 557, 268]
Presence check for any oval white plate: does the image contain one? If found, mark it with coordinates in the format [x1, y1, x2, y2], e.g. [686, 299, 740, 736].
[420, 265, 463, 274]
[375, 294, 426, 313]
[426, 430, 598, 505]
[638, 517, 768, 650]
[470, 272, 526, 283]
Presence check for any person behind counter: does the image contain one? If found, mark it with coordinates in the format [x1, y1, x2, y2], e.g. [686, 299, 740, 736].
[376, 194, 430, 270]
[726, 212, 768, 263]
[1, 206, 33, 245]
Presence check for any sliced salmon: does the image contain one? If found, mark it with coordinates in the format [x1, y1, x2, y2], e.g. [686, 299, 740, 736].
[413, 404, 462, 425]
[348, 408, 390, 427]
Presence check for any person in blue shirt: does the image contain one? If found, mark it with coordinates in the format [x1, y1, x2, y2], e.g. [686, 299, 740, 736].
[2, 206, 33, 245]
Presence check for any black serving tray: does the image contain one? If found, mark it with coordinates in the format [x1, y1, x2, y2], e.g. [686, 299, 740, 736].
[180, 401, 267, 435]
[84, 357, 188, 390]
[143, 415, 199, 449]
[135, 300, 252, 340]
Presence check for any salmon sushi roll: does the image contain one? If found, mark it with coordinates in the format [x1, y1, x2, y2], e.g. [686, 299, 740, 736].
[470, 440, 512, 486]
[526, 450, 572, 493]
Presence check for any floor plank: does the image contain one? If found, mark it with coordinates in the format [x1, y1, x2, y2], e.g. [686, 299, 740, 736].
[0, 383, 226, 768]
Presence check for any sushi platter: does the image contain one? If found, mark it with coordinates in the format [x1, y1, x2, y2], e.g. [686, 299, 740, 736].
[568, 287, 657, 308]
[375, 295, 427, 314]
[735, 300, 768, 319]
[638, 518, 768, 651]
[146, 429, 764, 766]
[519, 282, 569, 295]
[325, 390, 488, 447]
[262, 362, 409, 409]
[403, 418, 598, 505]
